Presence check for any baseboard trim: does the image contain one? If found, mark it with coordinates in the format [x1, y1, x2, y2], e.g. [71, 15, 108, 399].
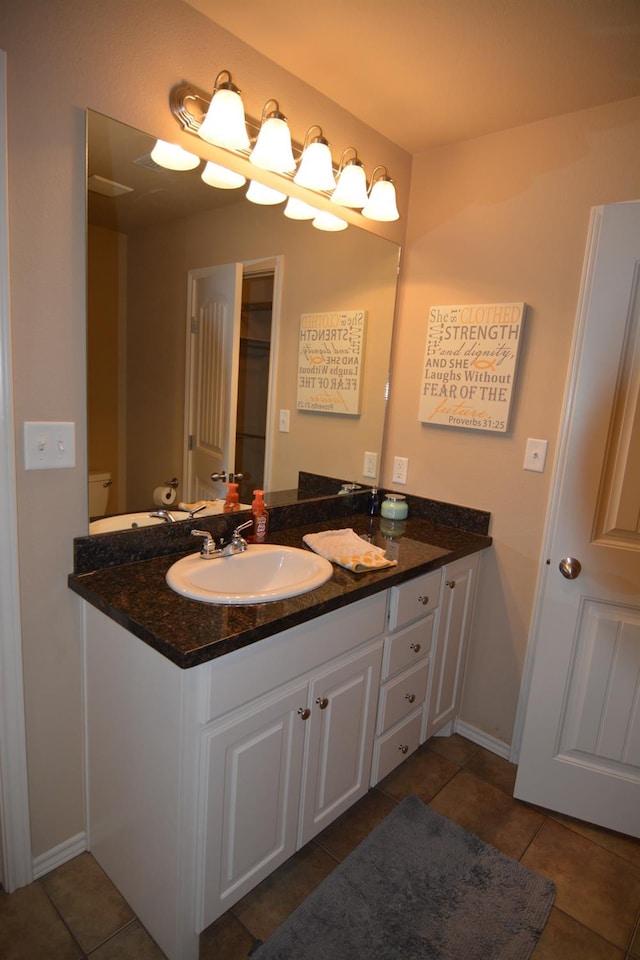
[453, 719, 511, 760]
[32, 832, 87, 880]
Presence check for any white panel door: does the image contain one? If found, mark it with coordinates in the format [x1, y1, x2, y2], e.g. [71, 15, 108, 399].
[197, 681, 307, 930]
[298, 641, 383, 847]
[514, 201, 640, 836]
[185, 263, 242, 501]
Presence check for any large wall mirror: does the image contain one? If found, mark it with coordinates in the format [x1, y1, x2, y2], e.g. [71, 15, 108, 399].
[87, 111, 400, 531]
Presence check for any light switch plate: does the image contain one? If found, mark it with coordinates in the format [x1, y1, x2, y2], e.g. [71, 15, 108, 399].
[24, 421, 76, 470]
[523, 438, 548, 473]
[278, 409, 290, 433]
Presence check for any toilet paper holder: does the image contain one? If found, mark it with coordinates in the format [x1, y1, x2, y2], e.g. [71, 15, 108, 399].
[164, 477, 179, 489]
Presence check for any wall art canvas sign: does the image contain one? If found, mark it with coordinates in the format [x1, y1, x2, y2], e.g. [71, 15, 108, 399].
[297, 310, 366, 415]
[418, 302, 526, 432]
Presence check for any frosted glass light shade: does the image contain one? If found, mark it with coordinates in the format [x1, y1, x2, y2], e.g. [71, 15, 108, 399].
[198, 87, 250, 151]
[362, 177, 400, 221]
[201, 161, 246, 189]
[246, 180, 287, 205]
[294, 140, 336, 191]
[284, 197, 318, 220]
[250, 116, 296, 173]
[150, 140, 200, 171]
[332, 161, 368, 208]
[312, 211, 348, 232]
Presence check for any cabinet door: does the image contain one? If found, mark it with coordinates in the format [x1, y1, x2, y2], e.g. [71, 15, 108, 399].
[197, 681, 308, 931]
[424, 554, 479, 741]
[298, 640, 383, 847]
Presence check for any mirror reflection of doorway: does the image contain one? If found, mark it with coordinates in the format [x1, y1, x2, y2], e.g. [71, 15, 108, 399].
[184, 259, 277, 505]
[236, 272, 273, 503]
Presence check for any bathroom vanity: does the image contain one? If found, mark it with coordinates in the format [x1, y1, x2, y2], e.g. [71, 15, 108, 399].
[71, 504, 490, 960]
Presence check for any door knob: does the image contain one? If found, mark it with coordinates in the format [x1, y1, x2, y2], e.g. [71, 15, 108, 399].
[559, 557, 582, 580]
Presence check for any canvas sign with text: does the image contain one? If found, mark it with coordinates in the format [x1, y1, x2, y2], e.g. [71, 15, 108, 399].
[418, 302, 526, 432]
[297, 310, 366, 415]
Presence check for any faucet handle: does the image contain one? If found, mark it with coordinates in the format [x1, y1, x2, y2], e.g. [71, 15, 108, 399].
[191, 529, 218, 557]
[231, 519, 253, 549]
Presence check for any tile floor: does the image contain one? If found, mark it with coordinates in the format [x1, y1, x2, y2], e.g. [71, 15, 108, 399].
[2, 734, 639, 959]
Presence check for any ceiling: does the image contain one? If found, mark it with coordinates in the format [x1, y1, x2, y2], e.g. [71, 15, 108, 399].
[184, 0, 640, 154]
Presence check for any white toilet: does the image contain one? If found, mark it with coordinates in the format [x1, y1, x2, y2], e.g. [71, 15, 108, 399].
[89, 472, 112, 518]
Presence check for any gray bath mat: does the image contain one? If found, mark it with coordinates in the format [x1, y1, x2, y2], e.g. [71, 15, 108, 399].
[252, 795, 555, 959]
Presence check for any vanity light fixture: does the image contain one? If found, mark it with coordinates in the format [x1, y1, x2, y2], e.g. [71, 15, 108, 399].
[293, 125, 336, 192]
[331, 148, 369, 208]
[246, 179, 288, 205]
[198, 70, 250, 151]
[312, 210, 349, 232]
[168, 79, 402, 222]
[362, 166, 400, 221]
[250, 100, 296, 174]
[201, 160, 246, 189]
[150, 139, 200, 171]
[283, 197, 319, 220]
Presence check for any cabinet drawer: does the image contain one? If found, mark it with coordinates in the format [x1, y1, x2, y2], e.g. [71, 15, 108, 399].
[371, 711, 422, 785]
[382, 613, 435, 680]
[377, 659, 430, 734]
[388, 569, 441, 632]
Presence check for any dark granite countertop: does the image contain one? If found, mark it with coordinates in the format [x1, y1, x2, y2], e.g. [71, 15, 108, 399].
[69, 512, 491, 670]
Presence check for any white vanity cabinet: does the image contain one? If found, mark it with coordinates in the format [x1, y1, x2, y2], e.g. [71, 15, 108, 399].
[84, 590, 386, 960]
[82, 549, 482, 960]
[197, 636, 383, 930]
[424, 552, 480, 741]
[371, 568, 441, 783]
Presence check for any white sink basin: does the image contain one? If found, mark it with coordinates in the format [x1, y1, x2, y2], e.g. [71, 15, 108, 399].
[90, 511, 191, 534]
[166, 544, 334, 604]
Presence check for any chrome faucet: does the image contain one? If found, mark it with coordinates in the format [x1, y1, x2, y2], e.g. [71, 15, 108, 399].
[149, 510, 176, 523]
[191, 519, 253, 559]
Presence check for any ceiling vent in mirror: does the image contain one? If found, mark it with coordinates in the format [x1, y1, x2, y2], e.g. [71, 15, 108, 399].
[87, 174, 134, 198]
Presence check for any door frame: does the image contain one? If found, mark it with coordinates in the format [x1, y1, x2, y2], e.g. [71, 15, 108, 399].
[0, 47, 33, 891]
[510, 201, 634, 763]
[241, 256, 282, 495]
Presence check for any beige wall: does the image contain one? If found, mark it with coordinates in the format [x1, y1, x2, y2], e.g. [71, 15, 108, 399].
[87, 224, 123, 513]
[2, 0, 638, 863]
[0, 0, 409, 860]
[387, 96, 640, 744]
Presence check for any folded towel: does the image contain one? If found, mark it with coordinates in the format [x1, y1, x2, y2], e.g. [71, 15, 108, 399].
[303, 528, 397, 573]
[178, 499, 221, 512]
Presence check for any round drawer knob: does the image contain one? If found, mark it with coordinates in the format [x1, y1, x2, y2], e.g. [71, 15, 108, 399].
[297, 707, 311, 720]
[315, 697, 329, 710]
[405, 693, 416, 704]
[398, 744, 409, 755]
[418, 595, 429, 605]
[410, 642, 421, 653]
[446, 579, 456, 589]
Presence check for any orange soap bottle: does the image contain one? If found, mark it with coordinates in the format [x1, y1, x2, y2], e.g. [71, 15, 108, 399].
[223, 482, 241, 512]
[251, 489, 269, 543]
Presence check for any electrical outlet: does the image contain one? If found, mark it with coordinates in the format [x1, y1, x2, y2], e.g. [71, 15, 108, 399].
[392, 456, 408, 485]
[363, 451, 378, 478]
[523, 438, 548, 473]
[279, 409, 290, 433]
[24, 421, 76, 470]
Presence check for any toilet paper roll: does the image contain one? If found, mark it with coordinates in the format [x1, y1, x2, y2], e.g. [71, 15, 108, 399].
[153, 485, 177, 507]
